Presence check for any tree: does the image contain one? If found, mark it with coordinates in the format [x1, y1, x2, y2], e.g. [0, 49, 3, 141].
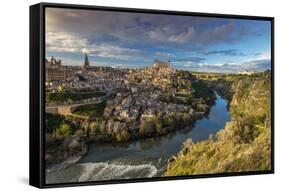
[58, 123, 71, 136]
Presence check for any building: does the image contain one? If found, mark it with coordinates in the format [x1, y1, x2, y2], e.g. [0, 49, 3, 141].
[153, 59, 171, 68]
[45, 57, 74, 82]
[83, 53, 90, 69]
[45, 56, 62, 68]
[237, 70, 254, 75]
[46, 68, 74, 81]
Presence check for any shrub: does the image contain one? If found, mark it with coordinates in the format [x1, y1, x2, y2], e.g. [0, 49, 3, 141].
[57, 123, 72, 136]
[90, 121, 100, 134]
[139, 118, 157, 135]
[115, 129, 130, 142]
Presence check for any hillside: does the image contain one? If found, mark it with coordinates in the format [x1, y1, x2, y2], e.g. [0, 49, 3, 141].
[165, 73, 272, 176]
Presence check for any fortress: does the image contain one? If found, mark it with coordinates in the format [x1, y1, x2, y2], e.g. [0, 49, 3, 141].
[152, 59, 171, 69]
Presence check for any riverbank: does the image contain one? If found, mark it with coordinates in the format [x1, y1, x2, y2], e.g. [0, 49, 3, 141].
[45, 91, 216, 169]
[165, 74, 271, 176]
[45, 104, 211, 170]
[46, 92, 230, 183]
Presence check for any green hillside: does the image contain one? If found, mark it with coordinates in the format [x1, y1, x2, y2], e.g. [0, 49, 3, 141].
[165, 73, 272, 176]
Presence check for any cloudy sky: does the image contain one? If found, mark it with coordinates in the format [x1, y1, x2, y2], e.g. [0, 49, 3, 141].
[46, 8, 271, 73]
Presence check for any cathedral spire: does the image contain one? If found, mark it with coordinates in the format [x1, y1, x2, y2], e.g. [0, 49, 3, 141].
[84, 53, 89, 68]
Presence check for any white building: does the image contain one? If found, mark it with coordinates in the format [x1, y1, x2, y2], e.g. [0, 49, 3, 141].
[237, 70, 254, 75]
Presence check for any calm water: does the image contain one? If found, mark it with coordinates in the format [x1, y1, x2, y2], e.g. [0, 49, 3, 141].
[46, 92, 230, 184]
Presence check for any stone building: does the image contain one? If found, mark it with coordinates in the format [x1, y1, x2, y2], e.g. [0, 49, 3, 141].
[45, 57, 74, 82]
[45, 56, 62, 68]
[153, 59, 171, 68]
[46, 68, 73, 81]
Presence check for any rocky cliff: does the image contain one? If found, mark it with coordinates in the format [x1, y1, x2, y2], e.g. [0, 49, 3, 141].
[165, 73, 272, 176]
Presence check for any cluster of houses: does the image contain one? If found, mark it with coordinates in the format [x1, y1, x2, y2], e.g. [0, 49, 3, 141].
[97, 60, 210, 135]
[46, 57, 211, 138]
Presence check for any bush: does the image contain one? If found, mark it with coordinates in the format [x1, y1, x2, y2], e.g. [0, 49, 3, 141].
[115, 129, 130, 142]
[139, 118, 157, 135]
[57, 123, 72, 136]
[45, 114, 64, 133]
[155, 114, 163, 129]
[90, 121, 100, 134]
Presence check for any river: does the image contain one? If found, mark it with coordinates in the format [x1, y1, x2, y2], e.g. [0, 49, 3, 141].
[46, 92, 230, 184]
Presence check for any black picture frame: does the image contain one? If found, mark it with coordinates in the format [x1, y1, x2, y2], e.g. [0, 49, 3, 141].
[30, 2, 274, 188]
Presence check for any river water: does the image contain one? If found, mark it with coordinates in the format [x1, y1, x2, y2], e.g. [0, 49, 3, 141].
[46, 92, 230, 184]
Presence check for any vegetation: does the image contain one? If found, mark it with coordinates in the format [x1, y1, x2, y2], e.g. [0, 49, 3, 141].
[114, 129, 131, 142]
[177, 70, 192, 78]
[73, 101, 106, 117]
[191, 80, 213, 99]
[46, 91, 106, 103]
[57, 123, 73, 136]
[139, 117, 157, 136]
[45, 114, 64, 134]
[139, 112, 194, 137]
[165, 73, 271, 176]
[45, 114, 77, 139]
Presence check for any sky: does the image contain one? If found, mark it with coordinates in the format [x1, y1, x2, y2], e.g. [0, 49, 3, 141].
[46, 8, 271, 73]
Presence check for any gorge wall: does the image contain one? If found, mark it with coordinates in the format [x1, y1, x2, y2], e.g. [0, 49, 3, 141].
[165, 73, 272, 176]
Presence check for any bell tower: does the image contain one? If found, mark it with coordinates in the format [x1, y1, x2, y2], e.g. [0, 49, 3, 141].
[84, 53, 90, 68]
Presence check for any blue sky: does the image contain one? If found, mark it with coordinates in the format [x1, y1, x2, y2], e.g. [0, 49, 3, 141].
[46, 8, 271, 73]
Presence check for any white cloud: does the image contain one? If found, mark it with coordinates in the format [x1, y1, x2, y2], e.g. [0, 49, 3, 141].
[155, 51, 173, 58]
[46, 32, 88, 53]
[254, 51, 271, 60]
[46, 32, 139, 60]
[167, 27, 195, 44]
[82, 48, 89, 54]
[88, 43, 139, 60]
[148, 27, 195, 44]
[174, 56, 271, 73]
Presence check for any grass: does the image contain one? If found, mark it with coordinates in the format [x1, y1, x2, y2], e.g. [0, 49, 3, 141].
[46, 91, 106, 103]
[73, 101, 106, 117]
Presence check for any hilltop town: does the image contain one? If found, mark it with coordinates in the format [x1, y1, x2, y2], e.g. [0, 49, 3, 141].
[44, 54, 271, 177]
[45, 54, 215, 165]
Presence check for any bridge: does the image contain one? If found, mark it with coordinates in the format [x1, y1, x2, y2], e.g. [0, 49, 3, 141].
[45, 91, 112, 119]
